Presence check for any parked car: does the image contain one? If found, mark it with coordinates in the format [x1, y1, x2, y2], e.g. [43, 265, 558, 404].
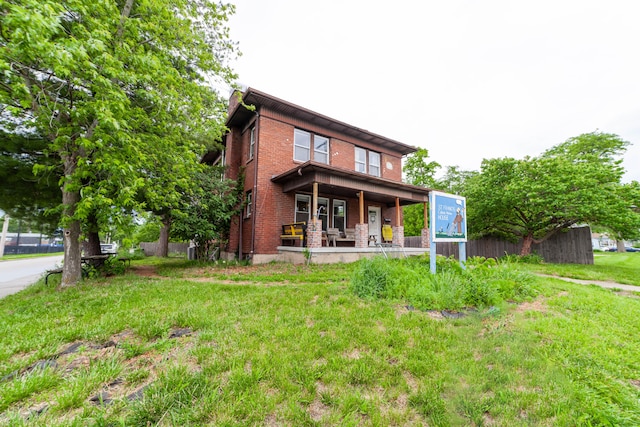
[100, 243, 118, 254]
[625, 247, 640, 252]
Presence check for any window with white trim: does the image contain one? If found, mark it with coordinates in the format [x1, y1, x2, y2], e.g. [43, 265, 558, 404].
[369, 151, 380, 177]
[294, 129, 310, 162]
[245, 191, 252, 218]
[294, 129, 330, 164]
[317, 197, 329, 231]
[295, 194, 310, 224]
[355, 147, 366, 173]
[332, 200, 346, 232]
[314, 136, 329, 164]
[248, 127, 255, 160]
[354, 147, 381, 176]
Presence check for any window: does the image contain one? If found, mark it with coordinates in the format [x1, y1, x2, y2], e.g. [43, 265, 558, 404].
[314, 136, 329, 164]
[369, 151, 380, 177]
[294, 129, 329, 164]
[248, 127, 255, 160]
[354, 147, 381, 176]
[294, 129, 311, 162]
[245, 191, 252, 217]
[295, 194, 310, 224]
[318, 197, 329, 232]
[355, 147, 366, 173]
[332, 200, 346, 232]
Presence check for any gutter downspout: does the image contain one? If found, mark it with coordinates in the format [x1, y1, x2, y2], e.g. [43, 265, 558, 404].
[250, 111, 259, 260]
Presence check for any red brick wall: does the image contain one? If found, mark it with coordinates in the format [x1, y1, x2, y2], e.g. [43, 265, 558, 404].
[226, 105, 409, 257]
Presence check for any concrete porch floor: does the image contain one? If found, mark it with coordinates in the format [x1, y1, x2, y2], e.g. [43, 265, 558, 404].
[250, 246, 430, 264]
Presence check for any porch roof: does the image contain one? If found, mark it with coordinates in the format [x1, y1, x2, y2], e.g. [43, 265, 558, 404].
[271, 161, 431, 207]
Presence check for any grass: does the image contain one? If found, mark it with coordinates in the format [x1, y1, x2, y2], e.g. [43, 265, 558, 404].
[521, 251, 640, 286]
[0, 252, 64, 261]
[0, 254, 639, 425]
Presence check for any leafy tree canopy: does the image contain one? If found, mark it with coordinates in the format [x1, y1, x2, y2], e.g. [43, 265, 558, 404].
[465, 131, 634, 255]
[171, 166, 243, 260]
[0, 0, 239, 284]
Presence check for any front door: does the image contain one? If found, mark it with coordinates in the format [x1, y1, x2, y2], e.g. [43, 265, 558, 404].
[368, 206, 381, 245]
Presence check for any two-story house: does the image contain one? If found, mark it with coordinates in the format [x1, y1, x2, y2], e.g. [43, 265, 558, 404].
[220, 88, 431, 263]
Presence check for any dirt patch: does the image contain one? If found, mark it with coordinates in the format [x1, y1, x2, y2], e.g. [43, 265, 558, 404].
[130, 265, 163, 279]
[514, 298, 548, 313]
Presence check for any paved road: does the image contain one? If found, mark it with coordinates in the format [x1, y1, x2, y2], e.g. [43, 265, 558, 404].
[0, 255, 64, 299]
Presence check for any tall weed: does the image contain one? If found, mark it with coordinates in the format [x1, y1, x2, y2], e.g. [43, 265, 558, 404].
[350, 255, 537, 311]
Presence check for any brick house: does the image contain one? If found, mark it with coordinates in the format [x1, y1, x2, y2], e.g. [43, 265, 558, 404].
[218, 88, 431, 263]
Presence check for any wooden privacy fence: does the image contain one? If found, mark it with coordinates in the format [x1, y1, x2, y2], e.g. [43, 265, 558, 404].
[140, 242, 189, 256]
[405, 226, 593, 264]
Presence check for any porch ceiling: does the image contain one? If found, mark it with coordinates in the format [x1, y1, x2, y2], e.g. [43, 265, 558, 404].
[271, 161, 431, 207]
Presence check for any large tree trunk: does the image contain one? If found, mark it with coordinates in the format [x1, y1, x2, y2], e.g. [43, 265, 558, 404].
[520, 234, 534, 256]
[616, 240, 626, 253]
[61, 156, 82, 286]
[84, 212, 102, 256]
[157, 214, 171, 257]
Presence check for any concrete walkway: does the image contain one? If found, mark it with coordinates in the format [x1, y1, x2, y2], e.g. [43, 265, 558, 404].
[536, 274, 640, 292]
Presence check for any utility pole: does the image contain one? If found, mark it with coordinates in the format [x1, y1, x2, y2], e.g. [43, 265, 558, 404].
[0, 214, 9, 258]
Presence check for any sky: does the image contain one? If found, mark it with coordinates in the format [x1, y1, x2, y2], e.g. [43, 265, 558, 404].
[226, 0, 640, 182]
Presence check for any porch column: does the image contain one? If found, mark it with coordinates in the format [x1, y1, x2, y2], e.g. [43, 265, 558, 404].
[307, 219, 323, 248]
[355, 191, 368, 248]
[312, 182, 318, 220]
[421, 201, 430, 248]
[393, 197, 404, 247]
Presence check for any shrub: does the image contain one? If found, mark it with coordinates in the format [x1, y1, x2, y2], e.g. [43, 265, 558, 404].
[350, 255, 537, 311]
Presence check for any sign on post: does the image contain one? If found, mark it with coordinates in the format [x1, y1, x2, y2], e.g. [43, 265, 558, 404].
[429, 191, 467, 273]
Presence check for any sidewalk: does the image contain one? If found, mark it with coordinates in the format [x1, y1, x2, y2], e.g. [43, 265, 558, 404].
[536, 274, 639, 292]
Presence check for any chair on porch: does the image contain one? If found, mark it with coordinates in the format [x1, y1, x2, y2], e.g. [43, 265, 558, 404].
[326, 227, 340, 247]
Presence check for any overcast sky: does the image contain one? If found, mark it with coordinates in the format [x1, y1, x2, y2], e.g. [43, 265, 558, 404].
[226, 0, 640, 182]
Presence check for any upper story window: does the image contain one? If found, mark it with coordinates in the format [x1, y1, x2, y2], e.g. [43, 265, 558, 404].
[355, 147, 381, 177]
[245, 190, 252, 218]
[294, 129, 329, 164]
[248, 127, 255, 160]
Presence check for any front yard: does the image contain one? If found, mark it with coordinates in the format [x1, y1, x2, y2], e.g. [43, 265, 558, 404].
[1, 256, 639, 426]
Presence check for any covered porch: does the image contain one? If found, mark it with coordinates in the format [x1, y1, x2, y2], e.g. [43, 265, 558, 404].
[269, 161, 432, 262]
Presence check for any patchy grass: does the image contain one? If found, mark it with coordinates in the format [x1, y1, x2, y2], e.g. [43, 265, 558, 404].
[522, 251, 640, 286]
[1, 257, 639, 425]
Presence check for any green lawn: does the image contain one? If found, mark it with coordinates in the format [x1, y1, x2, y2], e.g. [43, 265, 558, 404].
[522, 251, 640, 286]
[0, 257, 639, 426]
[0, 252, 64, 261]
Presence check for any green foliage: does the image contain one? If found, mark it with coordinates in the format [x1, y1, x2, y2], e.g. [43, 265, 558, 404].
[434, 166, 478, 195]
[0, 0, 240, 284]
[171, 166, 243, 260]
[133, 216, 162, 245]
[402, 203, 424, 236]
[402, 148, 440, 187]
[464, 132, 632, 255]
[350, 255, 537, 310]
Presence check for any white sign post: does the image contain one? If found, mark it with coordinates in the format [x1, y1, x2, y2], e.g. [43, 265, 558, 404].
[429, 191, 467, 273]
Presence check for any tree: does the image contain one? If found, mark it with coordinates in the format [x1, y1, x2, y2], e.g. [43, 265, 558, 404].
[1, 0, 238, 284]
[435, 166, 477, 196]
[171, 166, 243, 260]
[465, 132, 631, 255]
[403, 148, 440, 188]
[0, 128, 61, 231]
[402, 148, 440, 235]
[597, 181, 640, 251]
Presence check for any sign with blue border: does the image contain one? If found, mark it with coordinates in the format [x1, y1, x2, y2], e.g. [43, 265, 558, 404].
[430, 191, 467, 243]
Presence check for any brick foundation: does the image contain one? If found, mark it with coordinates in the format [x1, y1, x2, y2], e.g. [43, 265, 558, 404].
[355, 223, 369, 248]
[392, 226, 404, 247]
[421, 228, 430, 248]
[307, 219, 323, 248]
